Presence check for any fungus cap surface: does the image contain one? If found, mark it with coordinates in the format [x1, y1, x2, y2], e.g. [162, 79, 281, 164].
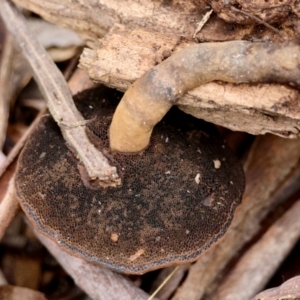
[15, 86, 244, 274]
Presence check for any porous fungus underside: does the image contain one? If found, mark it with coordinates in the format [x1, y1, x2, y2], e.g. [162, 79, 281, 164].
[16, 86, 244, 274]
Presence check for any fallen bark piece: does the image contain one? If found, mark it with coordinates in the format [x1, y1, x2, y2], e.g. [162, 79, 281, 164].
[12, 0, 291, 44]
[80, 26, 300, 144]
[251, 276, 300, 300]
[210, 199, 300, 300]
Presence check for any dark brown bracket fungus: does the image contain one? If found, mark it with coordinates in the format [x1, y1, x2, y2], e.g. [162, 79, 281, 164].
[15, 86, 244, 274]
[11, 8, 299, 273]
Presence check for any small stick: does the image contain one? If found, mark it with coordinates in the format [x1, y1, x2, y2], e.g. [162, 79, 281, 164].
[193, 9, 213, 38]
[230, 6, 285, 40]
[148, 266, 179, 300]
[151, 265, 190, 300]
[0, 59, 92, 178]
[0, 0, 120, 187]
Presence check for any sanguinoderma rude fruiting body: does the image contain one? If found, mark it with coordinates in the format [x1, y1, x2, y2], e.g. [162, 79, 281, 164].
[15, 86, 244, 274]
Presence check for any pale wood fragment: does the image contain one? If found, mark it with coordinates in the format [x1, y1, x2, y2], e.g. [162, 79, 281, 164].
[0, 176, 19, 241]
[171, 135, 300, 300]
[211, 199, 300, 300]
[79, 25, 300, 139]
[11, 0, 280, 44]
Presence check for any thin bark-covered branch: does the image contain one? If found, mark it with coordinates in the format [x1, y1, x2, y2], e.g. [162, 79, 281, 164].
[12, 0, 200, 43]
[0, 0, 120, 187]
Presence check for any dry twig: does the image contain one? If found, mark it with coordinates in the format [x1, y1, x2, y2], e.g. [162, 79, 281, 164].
[193, 9, 213, 38]
[230, 6, 286, 40]
[150, 265, 190, 300]
[148, 267, 179, 300]
[0, 0, 120, 187]
[0, 34, 14, 150]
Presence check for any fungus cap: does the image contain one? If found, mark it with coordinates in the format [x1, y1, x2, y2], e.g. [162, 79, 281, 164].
[15, 86, 244, 274]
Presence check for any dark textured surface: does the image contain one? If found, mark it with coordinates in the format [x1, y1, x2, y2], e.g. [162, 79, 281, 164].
[15, 86, 244, 274]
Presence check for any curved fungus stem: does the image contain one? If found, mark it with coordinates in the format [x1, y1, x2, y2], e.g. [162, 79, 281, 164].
[110, 41, 300, 153]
